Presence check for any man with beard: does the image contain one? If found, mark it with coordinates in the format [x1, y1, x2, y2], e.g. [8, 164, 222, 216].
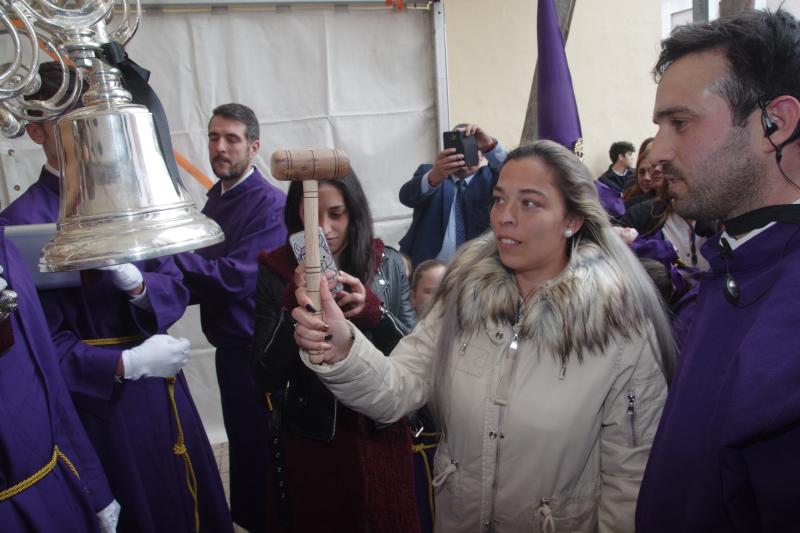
[636, 10, 800, 532]
[173, 103, 286, 533]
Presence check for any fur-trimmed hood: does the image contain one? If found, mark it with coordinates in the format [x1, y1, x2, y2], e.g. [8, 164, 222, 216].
[440, 235, 648, 363]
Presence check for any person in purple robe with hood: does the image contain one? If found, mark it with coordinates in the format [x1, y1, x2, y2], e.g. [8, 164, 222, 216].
[172, 103, 287, 533]
[0, 230, 119, 532]
[0, 62, 232, 532]
[636, 10, 800, 532]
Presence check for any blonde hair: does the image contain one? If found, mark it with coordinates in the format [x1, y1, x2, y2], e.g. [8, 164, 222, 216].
[430, 140, 676, 421]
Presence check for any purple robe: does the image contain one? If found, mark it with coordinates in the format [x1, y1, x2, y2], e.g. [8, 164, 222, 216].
[637, 222, 800, 532]
[596, 180, 625, 222]
[629, 232, 677, 265]
[173, 167, 286, 532]
[0, 167, 233, 533]
[630, 233, 691, 299]
[0, 230, 112, 532]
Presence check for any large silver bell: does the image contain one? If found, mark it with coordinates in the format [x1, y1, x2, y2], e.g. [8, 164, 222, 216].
[40, 68, 224, 272]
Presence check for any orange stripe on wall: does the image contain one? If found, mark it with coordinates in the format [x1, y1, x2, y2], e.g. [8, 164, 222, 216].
[174, 150, 214, 190]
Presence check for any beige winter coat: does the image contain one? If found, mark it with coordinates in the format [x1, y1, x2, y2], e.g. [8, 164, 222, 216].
[303, 237, 668, 533]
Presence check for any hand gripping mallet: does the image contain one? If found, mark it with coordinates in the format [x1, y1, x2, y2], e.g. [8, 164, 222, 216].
[270, 149, 350, 364]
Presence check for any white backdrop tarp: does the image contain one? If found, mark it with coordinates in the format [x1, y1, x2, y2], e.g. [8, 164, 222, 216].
[0, 5, 439, 444]
[126, 6, 438, 245]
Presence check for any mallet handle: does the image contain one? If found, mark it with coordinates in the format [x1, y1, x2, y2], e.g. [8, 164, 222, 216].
[303, 181, 326, 365]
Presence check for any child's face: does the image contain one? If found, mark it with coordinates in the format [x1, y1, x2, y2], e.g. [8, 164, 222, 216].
[411, 265, 447, 315]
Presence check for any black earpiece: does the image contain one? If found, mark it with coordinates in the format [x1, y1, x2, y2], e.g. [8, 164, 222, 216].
[759, 97, 800, 191]
[760, 102, 783, 161]
[762, 108, 779, 136]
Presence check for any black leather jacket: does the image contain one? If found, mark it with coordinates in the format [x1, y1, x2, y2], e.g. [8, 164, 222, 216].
[250, 246, 410, 442]
[371, 246, 416, 331]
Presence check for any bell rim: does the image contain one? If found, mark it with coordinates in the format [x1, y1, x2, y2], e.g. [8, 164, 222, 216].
[39, 229, 224, 272]
[39, 206, 225, 272]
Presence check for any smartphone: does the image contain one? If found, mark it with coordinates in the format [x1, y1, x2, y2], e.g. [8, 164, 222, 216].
[443, 130, 479, 167]
[288, 229, 343, 294]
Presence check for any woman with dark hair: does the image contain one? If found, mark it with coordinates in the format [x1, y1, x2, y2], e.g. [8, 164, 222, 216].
[250, 172, 419, 533]
[623, 137, 664, 208]
[290, 140, 674, 533]
[281, 173, 415, 329]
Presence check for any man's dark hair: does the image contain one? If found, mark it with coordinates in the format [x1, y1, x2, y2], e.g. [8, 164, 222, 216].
[284, 171, 376, 284]
[210, 103, 260, 142]
[24, 61, 82, 117]
[654, 9, 800, 126]
[609, 141, 635, 163]
[639, 257, 673, 304]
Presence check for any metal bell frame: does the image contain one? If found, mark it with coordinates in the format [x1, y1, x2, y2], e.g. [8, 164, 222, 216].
[0, 0, 224, 271]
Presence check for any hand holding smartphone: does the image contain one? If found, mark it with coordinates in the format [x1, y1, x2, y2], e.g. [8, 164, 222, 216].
[443, 130, 479, 166]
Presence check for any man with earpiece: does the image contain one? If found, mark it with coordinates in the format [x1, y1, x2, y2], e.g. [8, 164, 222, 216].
[636, 9, 800, 533]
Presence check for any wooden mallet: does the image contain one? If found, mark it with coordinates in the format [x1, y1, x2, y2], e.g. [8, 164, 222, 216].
[270, 149, 350, 364]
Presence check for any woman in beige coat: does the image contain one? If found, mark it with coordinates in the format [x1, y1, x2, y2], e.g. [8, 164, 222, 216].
[291, 141, 675, 533]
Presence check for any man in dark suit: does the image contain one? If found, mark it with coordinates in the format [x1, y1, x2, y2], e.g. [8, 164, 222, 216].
[399, 123, 506, 268]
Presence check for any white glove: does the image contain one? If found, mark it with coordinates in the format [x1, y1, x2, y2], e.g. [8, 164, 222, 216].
[0, 264, 7, 292]
[97, 499, 120, 533]
[121, 334, 190, 380]
[98, 264, 143, 292]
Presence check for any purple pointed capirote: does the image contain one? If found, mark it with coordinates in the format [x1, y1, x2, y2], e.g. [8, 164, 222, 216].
[536, 0, 583, 151]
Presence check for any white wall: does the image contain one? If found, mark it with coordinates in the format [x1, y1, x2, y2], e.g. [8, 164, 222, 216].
[443, 0, 663, 175]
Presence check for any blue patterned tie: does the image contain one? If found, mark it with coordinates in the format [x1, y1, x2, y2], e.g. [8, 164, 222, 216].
[454, 179, 467, 248]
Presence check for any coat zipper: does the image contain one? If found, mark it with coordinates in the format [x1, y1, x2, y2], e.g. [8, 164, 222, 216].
[626, 389, 637, 447]
[263, 310, 285, 357]
[379, 306, 405, 343]
[487, 318, 521, 530]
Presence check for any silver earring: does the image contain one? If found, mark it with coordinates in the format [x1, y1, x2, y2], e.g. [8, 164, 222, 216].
[564, 228, 574, 238]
